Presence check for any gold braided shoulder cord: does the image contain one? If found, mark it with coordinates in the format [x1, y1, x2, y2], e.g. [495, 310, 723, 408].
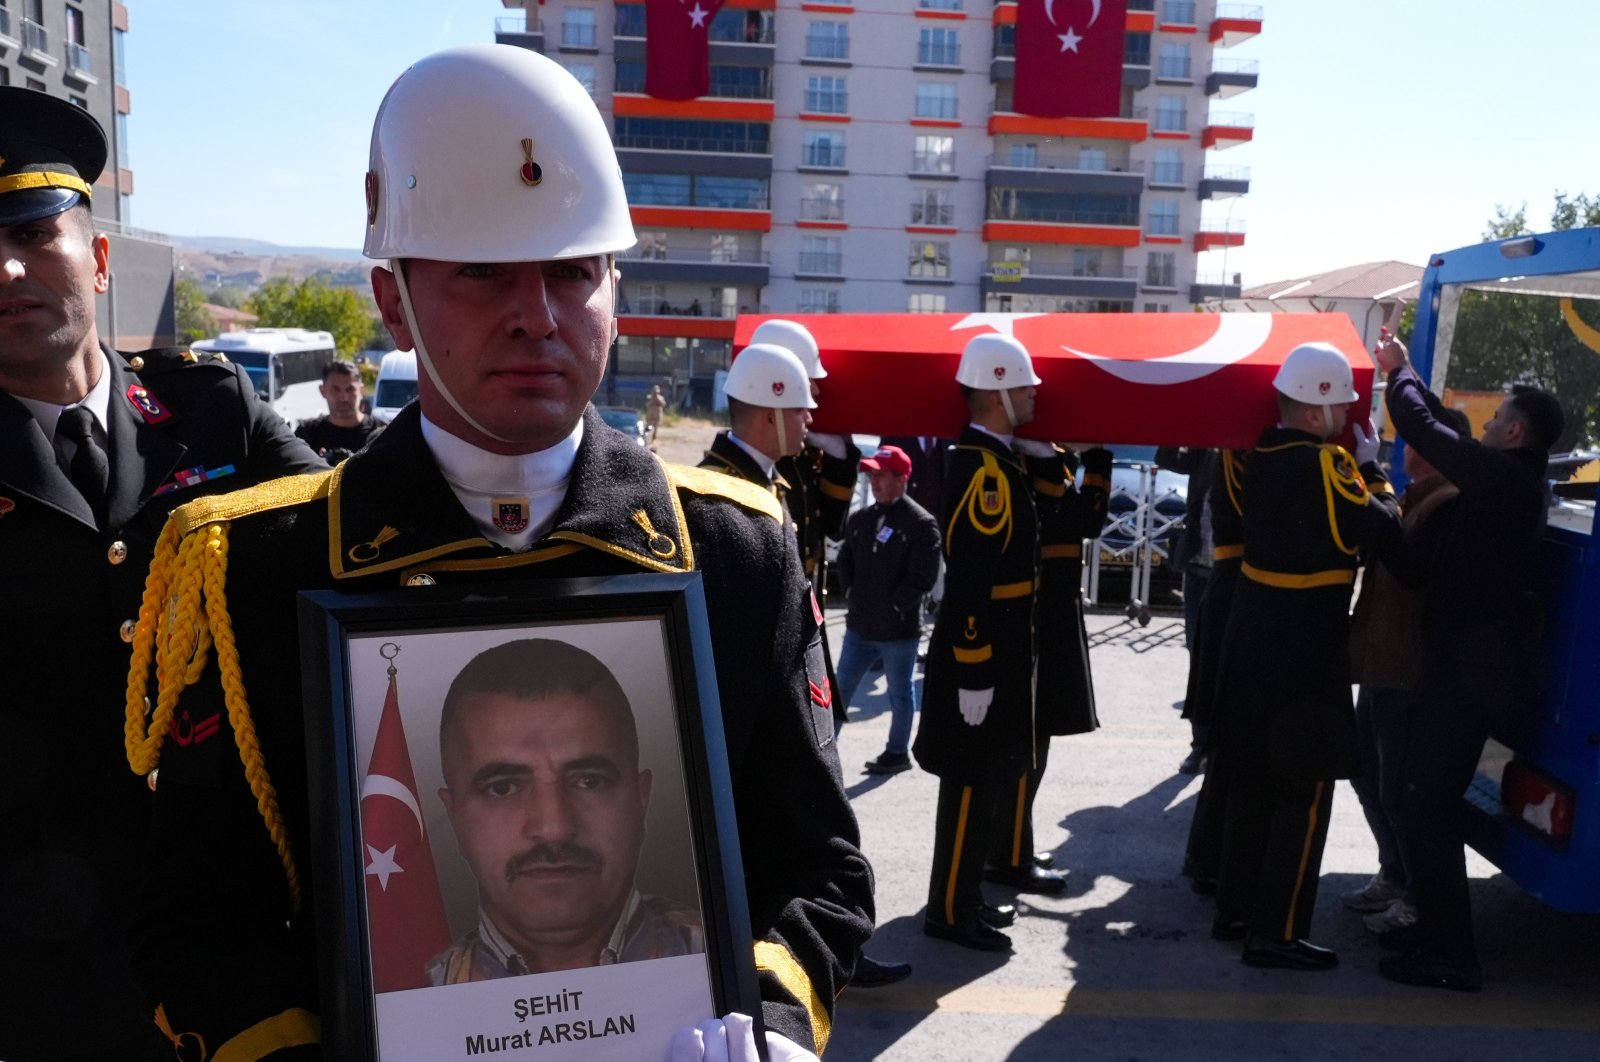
[949, 452, 1014, 549]
[123, 521, 302, 909]
[1319, 448, 1366, 557]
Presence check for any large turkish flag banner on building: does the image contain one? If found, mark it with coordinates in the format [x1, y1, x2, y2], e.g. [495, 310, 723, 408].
[732, 313, 1377, 449]
[1014, 0, 1128, 118]
[361, 674, 453, 993]
[646, 0, 726, 100]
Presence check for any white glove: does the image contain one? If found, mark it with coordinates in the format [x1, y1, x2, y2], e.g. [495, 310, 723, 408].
[806, 431, 849, 460]
[665, 1013, 820, 1062]
[1350, 420, 1380, 466]
[958, 688, 993, 726]
[1012, 438, 1057, 458]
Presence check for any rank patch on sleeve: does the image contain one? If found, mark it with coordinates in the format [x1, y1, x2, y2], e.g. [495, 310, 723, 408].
[803, 633, 835, 749]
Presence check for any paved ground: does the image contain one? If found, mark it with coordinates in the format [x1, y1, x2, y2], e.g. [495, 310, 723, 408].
[822, 609, 1600, 1062]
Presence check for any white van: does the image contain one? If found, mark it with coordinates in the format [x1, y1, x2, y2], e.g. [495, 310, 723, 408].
[191, 327, 336, 429]
[371, 349, 417, 425]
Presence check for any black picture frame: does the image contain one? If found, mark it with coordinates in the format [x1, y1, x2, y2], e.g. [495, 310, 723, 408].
[298, 573, 765, 1060]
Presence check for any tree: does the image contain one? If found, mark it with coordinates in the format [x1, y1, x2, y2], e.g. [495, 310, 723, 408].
[174, 277, 217, 345]
[244, 276, 377, 356]
[1441, 193, 1600, 449]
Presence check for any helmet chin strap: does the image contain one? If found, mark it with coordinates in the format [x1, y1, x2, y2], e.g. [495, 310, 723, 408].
[999, 388, 1019, 429]
[391, 258, 518, 445]
[1320, 403, 1334, 439]
[773, 410, 789, 458]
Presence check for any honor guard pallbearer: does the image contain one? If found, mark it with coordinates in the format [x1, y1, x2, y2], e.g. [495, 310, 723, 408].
[0, 86, 325, 1061]
[124, 46, 870, 1061]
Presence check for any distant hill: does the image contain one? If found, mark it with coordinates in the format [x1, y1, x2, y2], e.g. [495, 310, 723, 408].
[170, 235, 366, 261]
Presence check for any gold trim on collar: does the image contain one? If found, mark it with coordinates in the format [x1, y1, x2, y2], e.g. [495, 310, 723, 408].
[398, 543, 585, 580]
[631, 509, 678, 559]
[171, 470, 333, 537]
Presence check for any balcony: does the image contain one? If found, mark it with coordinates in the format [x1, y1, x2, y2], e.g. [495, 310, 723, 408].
[21, 18, 56, 66]
[1194, 220, 1247, 253]
[64, 41, 96, 84]
[1211, 4, 1264, 47]
[796, 252, 845, 279]
[987, 154, 1145, 197]
[1190, 270, 1243, 302]
[980, 261, 1140, 302]
[1202, 111, 1254, 150]
[614, 4, 774, 46]
[991, 32, 1156, 88]
[0, 8, 18, 48]
[1207, 57, 1259, 98]
[983, 204, 1142, 249]
[1158, 0, 1196, 25]
[798, 197, 845, 224]
[1198, 164, 1251, 200]
[617, 245, 770, 287]
[494, 14, 544, 51]
[988, 106, 1151, 142]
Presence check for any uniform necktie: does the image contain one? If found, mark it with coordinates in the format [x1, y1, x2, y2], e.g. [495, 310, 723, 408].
[56, 405, 110, 524]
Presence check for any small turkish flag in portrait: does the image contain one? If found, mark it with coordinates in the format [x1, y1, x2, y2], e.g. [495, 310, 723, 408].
[646, 0, 727, 100]
[1014, 0, 1128, 119]
[362, 671, 453, 992]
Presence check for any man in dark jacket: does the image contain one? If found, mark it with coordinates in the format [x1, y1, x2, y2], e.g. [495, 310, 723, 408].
[1374, 335, 1562, 992]
[0, 87, 325, 1061]
[835, 444, 941, 775]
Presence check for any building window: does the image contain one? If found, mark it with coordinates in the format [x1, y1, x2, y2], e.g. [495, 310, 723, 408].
[799, 288, 841, 314]
[710, 234, 742, 263]
[1144, 302, 1172, 313]
[918, 0, 962, 10]
[1157, 41, 1191, 79]
[917, 27, 959, 66]
[799, 235, 842, 275]
[562, 60, 597, 95]
[908, 240, 950, 278]
[914, 82, 957, 120]
[912, 134, 954, 174]
[0, 67, 9, 88]
[1072, 249, 1103, 278]
[908, 293, 947, 313]
[1151, 148, 1183, 184]
[115, 113, 130, 167]
[1008, 142, 1038, 167]
[806, 21, 848, 60]
[1148, 200, 1179, 236]
[802, 182, 844, 221]
[113, 27, 128, 86]
[1077, 148, 1107, 171]
[805, 75, 847, 114]
[802, 131, 845, 168]
[636, 231, 669, 260]
[911, 188, 952, 226]
[1162, 0, 1197, 24]
[562, 8, 597, 49]
[69, 94, 87, 109]
[1146, 252, 1176, 287]
[1154, 95, 1187, 133]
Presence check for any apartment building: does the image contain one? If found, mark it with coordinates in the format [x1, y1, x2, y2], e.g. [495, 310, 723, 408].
[496, 0, 1261, 404]
[1, 0, 174, 346]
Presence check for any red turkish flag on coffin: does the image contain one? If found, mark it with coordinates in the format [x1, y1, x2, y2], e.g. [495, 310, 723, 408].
[361, 673, 453, 993]
[732, 313, 1376, 450]
[1014, 0, 1128, 119]
[646, 0, 727, 100]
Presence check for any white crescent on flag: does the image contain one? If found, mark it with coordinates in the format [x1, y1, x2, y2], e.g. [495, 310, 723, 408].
[361, 773, 428, 837]
[1064, 314, 1274, 386]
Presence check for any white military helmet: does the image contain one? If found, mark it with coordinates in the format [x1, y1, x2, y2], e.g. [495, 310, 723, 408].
[364, 43, 635, 262]
[1273, 342, 1359, 404]
[724, 343, 818, 409]
[750, 319, 825, 380]
[955, 333, 1043, 390]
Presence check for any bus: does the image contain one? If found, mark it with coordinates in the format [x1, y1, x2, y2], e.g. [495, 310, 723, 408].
[1403, 226, 1600, 912]
[191, 327, 338, 428]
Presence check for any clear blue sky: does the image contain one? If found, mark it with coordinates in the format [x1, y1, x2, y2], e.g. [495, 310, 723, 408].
[126, 0, 1600, 285]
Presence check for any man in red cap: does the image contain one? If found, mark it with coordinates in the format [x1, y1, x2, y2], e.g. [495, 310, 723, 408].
[834, 445, 941, 775]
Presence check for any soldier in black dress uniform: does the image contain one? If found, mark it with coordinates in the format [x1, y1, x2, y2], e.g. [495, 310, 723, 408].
[0, 87, 324, 1062]
[1212, 343, 1400, 970]
[124, 47, 870, 1061]
[914, 333, 1051, 952]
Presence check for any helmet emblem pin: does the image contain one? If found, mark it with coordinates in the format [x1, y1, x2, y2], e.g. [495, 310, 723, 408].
[772, 381, 785, 396]
[994, 366, 1006, 380]
[520, 138, 543, 187]
[1319, 381, 1330, 395]
[364, 171, 379, 227]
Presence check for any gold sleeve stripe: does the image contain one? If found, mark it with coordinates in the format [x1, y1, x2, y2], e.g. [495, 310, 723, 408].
[0, 170, 93, 197]
[990, 579, 1037, 600]
[954, 645, 994, 664]
[1081, 474, 1111, 492]
[212, 1007, 321, 1062]
[1241, 562, 1354, 590]
[1369, 479, 1395, 496]
[818, 478, 854, 501]
[753, 941, 831, 1054]
[1032, 478, 1066, 497]
[172, 471, 334, 536]
[665, 461, 784, 522]
[1212, 544, 1244, 561]
[1042, 543, 1082, 559]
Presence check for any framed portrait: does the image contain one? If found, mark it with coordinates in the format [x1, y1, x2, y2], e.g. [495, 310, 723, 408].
[298, 573, 764, 1061]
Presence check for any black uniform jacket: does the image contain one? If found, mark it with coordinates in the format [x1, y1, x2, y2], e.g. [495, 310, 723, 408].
[836, 494, 941, 642]
[776, 441, 860, 582]
[1385, 366, 1550, 707]
[700, 429, 783, 500]
[1183, 450, 1245, 731]
[129, 406, 873, 1059]
[913, 427, 1041, 781]
[1215, 428, 1400, 781]
[0, 348, 323, 1060]
[1029, 447, 1111, 737]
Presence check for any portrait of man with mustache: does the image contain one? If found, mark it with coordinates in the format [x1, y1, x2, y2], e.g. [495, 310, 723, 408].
[427, 638, 704, 984]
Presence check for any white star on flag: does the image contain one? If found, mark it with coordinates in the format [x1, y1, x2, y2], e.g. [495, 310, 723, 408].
[1059, 26, 1083, 53]
[689, 2, 709, 28]
[951, 312, 1047, 337]
[366, 843, 404, 891]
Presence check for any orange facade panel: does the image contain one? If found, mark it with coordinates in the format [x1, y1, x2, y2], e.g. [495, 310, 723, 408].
[1159, 22, 1199, 34]
[614, 95, 774, 122]
[994, 4, 1017, 25]
[1194, 232, 1246, 252]
[796, 220, 847, 230]
[915, 7, 966, 18]
[1144, 234, 1184, 246]
[1126, 10, 1156, 32]
[725, 0, 776, 9]
[619, 317, 737, 340]
[988, 114, 1147, 141]
[1201, 126, 1254, 149]
[800, 1, 853, 9]
[630, 207, 772, 232]
[1210, 17, 1263, 45]
[982, 222, 1141, 248]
